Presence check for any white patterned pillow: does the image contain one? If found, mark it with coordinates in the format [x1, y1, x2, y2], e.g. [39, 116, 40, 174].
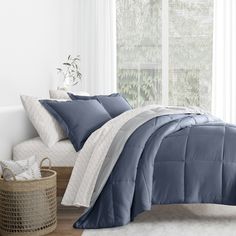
[14, 162, 41, 180]
[49, 90, 89, 99]
[0, 156, 41, 180]
[21, 95, 66, 147]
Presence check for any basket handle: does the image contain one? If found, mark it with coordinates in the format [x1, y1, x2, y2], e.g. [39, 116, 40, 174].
[2, 168, 16, 181]
[40, 157, 52, 169]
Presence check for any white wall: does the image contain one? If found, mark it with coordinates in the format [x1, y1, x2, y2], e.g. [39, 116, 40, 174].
[0, 0, 78, 106]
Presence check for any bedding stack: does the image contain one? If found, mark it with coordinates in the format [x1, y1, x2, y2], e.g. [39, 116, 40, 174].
[14, 90, 132, 165]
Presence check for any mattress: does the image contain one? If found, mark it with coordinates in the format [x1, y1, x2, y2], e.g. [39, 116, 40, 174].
[13, 137, 77, 167]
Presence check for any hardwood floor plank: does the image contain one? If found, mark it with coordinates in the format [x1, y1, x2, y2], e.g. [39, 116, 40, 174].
[48, 204, 84, 236]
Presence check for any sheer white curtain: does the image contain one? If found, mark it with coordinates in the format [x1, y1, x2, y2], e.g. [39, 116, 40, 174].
[212, 0, 236, 123]
[76, 0, 116, 95]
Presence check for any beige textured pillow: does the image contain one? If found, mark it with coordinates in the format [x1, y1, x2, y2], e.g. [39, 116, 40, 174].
[20, 95, 66, 147]
[49, 90, 90, 99]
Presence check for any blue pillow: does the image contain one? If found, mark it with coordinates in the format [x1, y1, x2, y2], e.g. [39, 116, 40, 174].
[39, 99, 111, 152]
[68, 93, 132, 118]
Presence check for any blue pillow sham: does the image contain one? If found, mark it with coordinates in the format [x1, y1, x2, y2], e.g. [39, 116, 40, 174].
[40, 99, 111, 152]
[68, 93, 132, 118]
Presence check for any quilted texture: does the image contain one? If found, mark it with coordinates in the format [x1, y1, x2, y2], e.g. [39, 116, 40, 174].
[13, 137, 77, 167]
[49, 90, 89, 100]
[21, 95, 66, 147]
[62, 105, 207, 208]
[74, 114, 236, 229]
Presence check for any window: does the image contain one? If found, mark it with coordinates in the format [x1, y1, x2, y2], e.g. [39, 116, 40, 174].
[117, 0, 213, 111]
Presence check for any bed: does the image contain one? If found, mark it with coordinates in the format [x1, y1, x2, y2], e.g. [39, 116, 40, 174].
[4, 95, 236, 229]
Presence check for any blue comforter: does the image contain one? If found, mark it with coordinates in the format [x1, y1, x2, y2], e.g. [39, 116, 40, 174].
[74, 114, 236, 229]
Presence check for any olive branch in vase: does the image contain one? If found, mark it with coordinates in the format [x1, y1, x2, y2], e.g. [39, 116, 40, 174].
[56, 55, 82, 90]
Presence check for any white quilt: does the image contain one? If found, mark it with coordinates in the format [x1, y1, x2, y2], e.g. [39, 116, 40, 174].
[62, 105, 205, 208]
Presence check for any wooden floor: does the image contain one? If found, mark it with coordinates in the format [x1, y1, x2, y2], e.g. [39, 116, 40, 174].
[48, 200, 84, 236]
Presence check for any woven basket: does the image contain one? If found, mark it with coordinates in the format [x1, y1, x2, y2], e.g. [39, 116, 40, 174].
[0, 158, 57, 236]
